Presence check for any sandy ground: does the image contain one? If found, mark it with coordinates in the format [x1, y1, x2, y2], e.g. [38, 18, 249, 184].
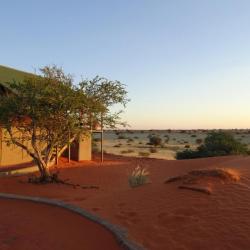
[100, 130, 250, 160]
[0, 198, 122, 250]
[1, 154, 250, 250]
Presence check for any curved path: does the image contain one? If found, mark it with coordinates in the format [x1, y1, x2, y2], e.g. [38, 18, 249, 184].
[0, 194, 143, 250]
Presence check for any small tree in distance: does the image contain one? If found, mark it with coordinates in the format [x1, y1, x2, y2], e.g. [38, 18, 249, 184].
[0, 66, 129, 182]
[148, 135, 162, 146]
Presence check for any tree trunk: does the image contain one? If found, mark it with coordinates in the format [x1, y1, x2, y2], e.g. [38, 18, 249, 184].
[36, 160, 51, 181]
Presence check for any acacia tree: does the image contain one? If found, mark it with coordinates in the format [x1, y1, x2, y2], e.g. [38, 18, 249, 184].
[0, 66, 128, 181]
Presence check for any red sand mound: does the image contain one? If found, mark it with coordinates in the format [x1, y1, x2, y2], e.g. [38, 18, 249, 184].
[0, 198, 122, 250]
[1, 154, 250, 250]
[165, 168, 240, 194]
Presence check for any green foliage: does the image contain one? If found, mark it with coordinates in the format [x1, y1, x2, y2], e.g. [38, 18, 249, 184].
[79, 76, 129, 128]
[128, 166, 150, 187]
[0, 65, 129, 179]
[176, 131, 249, 159]
[148, 135, 162, 146]
[117, 135, 127, 139]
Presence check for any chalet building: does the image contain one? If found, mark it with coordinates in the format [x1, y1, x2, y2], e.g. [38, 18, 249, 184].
[0, 65, 92, 168]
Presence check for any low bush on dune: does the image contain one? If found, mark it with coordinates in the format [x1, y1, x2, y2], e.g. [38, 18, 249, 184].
[176, 131, 249, 159]
[129, 166, 150, 187]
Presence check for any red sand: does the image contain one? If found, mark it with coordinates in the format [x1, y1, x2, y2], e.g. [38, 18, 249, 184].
[1, 154, 250, 250]
[0, 198, 122, 250]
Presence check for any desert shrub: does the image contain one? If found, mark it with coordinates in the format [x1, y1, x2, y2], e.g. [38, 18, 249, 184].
[121, 149, 134, 154]
[138, 141, 142, 144]
[134, 136, 139, 139]
[164, 135, 169, 143]
[185, 145, 190, 148]
[114, 143, 122, 147]
[126, 129, 134, 134]
[176, 131, 249, 159]
[149, 148, 158, 153]
[127, 138, 134, 143]
[191, 134, 197, 137]
[148, 135, 162, 146]
[129, 166, 150, 187]
[138, 151, 150, 157]
[118, 135, 127, 139]
[176, 149, 199, 159]
[196, 138, 203, 144]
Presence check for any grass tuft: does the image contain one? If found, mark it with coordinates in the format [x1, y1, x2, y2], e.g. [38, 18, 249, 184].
[129, 165, 150, 187]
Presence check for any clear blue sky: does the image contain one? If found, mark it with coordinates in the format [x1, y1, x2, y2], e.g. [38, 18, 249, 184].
[1, 0, 250, 129]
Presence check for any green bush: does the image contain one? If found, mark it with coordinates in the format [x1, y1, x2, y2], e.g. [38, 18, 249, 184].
[176, 131, 249, 159]
[148, 135, 162, 146]
[118, 135, 127, 139]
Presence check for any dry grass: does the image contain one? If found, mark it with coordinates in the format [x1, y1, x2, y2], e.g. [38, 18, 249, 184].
[129, 165, 150, 187]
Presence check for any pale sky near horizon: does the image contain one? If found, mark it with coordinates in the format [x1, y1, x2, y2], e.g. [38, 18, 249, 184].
[1, 0, 250, 129]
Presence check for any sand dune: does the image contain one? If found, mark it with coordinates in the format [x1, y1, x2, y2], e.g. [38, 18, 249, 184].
[0, 155, 250, 250]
